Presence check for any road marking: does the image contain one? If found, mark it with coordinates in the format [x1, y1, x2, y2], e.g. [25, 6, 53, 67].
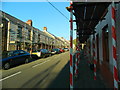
[32, 59, 51, 68]
[0, 71, 21, 82]
[32, 53, 65, 68]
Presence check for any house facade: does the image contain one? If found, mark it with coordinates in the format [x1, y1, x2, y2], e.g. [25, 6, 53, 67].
[1, 11, 70, 53]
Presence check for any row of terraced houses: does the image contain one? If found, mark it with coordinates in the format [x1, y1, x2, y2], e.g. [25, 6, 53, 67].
[1, 11, 70, 54]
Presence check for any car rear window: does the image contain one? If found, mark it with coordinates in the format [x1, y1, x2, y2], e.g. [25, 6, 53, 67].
[2, 51, 14, 58]
[19, 50, 26, 54]
[38, 49, 45, 53]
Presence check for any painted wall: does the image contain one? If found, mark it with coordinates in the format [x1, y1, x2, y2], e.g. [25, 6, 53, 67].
[116, 3, 120, 80]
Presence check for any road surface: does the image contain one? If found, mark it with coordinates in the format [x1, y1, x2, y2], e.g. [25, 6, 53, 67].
[1, 52, 70, 88]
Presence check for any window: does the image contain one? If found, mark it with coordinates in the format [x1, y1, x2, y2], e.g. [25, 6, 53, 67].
[19, 50, 25, 54]
[8, 51, 14, 57]
[17, 26, 22, 39]
[38, 34, 41, 43]
[10, 22, 17, 41]
[13, 51, 19, 56]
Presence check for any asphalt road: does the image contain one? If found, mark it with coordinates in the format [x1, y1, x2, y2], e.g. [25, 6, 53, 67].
[1, 52, 70, 88]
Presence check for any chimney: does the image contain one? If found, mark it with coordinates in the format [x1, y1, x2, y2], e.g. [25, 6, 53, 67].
[43, 27, 47, 32]
[26, 20, 32, 26]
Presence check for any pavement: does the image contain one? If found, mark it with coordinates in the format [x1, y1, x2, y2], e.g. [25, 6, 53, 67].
[74, 51, 106, 88]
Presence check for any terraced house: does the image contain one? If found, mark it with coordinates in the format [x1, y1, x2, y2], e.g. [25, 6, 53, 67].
[1, 11, 70, 53]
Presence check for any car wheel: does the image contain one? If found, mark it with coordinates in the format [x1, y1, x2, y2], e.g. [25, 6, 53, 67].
[3, 62, 10, 70]
[25, 58, 29, 64]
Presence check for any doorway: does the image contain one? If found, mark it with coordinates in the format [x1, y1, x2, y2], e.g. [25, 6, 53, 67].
[102, 25, 109, 64]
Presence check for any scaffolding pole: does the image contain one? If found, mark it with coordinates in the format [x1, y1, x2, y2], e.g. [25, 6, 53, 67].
[111, 2, 118, 89]
[93, 34, 97, 80]
[70, 1, 73, 89]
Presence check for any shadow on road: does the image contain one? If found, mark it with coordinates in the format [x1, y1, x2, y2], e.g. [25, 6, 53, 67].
[46, 61, 70, 89]
[21, 60, 61, 88]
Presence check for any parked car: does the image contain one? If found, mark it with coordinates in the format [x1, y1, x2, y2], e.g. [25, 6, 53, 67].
[59, 48, 65, 53]
[1, 50, 31, 70]
[51, 49, 57, 55]
[63, 48, 69, 52]
[51, 48, 60, 54]
[38, 49, 51, 58]
[31, 50, 41, 58]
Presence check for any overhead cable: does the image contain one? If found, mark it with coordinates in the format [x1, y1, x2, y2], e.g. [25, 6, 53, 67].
[46, 0, 69, 20]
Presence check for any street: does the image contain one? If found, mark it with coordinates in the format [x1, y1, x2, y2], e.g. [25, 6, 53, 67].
[1, 52, 69, 88]
[1, 2, 120, 89]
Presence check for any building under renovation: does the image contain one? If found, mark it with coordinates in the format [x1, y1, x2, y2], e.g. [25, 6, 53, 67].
[67, 2, 120, 89]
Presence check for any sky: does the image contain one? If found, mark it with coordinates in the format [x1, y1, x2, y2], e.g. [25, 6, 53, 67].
[1, 1, 76, 40]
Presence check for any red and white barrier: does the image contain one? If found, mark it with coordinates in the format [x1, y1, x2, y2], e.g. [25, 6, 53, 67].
[93, 35, 97, 80]
[70, 1, 73, 88]
[111, 2, 118, 89]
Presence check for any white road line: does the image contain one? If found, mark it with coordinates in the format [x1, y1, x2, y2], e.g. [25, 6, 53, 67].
[32, 59, 51, 68]
[0, 71, 21, 82]
[32, 53, 62, 68]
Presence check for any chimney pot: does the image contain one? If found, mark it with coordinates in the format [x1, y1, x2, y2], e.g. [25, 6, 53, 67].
[43, 27, 47, 32]
[26, 20, 32, 26]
